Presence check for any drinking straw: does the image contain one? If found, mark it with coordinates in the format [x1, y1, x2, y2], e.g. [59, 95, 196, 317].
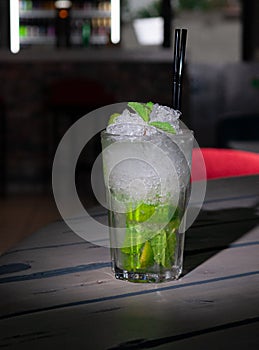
[172, 29, 180, 109]
[172, 29, 187, 110]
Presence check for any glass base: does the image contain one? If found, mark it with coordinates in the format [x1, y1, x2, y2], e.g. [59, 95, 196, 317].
[114, 265, 182, 283]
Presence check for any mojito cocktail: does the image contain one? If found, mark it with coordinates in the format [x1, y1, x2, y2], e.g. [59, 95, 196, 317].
[101, 102, 193, 282]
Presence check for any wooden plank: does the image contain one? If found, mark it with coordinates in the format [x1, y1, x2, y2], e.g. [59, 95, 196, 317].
[0, 269, 258, 349]
[0, 229, 258, 317]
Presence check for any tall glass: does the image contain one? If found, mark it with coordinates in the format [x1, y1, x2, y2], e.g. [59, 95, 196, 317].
[101, 129, 194, 282]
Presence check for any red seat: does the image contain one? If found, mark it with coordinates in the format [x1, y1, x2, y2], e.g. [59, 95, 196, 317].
[192, 148, 259, 181]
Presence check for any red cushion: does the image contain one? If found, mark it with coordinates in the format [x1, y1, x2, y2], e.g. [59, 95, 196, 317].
[192, 148, 259, 181]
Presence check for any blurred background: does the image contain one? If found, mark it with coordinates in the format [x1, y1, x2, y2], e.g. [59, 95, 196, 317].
[0, 0, 258, 252]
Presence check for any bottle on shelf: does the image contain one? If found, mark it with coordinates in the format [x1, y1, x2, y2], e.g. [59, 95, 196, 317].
[55, 1, 72, 47]
[82, 19, 91, 47]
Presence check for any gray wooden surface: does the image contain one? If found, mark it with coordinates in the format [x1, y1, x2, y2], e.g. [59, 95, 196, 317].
[0, 176, 259, 349]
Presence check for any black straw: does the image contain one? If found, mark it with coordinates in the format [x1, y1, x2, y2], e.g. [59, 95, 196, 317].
[172, 29, 187, 110]
[172, 29, 180, 109]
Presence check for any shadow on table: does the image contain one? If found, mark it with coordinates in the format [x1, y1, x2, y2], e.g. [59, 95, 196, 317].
[183, 203, 259, 276]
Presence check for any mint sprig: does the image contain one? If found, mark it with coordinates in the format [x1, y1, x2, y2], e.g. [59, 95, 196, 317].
[128, 102, 153, 122]
[108, 102, 177, 135]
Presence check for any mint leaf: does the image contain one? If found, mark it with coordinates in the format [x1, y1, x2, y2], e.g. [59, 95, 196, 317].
[146, 101, 154, 110]
[149, 121, 176, 134]
[127, 202, 156, 223]
[108, 112, 120, 125]
[128, 102, 151, 122]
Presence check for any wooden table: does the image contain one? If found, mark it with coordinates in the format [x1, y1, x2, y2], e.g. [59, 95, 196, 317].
[0, 175, 259, 349]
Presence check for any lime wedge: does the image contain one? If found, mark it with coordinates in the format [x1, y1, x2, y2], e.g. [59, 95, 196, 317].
[140, 241, 154, 268]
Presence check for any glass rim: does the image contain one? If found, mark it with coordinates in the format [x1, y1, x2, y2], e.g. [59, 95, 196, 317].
[101, 128, 194, 139]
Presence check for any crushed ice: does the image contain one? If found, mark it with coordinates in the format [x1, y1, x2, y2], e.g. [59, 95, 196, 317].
[106, 103, 182, 136]
[149, 104, 182, 134]
[113, 109, 145, 125]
